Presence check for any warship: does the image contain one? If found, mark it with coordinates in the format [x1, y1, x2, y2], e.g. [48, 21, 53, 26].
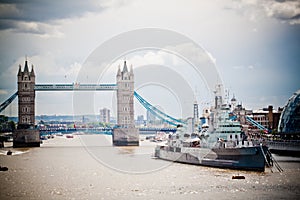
[155, 86, 273, 171]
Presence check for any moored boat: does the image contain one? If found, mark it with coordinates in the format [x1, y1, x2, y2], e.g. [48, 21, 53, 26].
[155, 105, 273, 172]
[66, 134, 74, 138]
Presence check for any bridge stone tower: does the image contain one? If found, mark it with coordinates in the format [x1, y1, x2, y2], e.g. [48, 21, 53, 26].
[112, 61, 139, 146]
[13, 60, 40, 147]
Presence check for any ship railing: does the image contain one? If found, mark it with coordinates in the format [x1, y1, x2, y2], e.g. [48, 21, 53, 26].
[260, 144, 283, 173]
[260, 144, 273, 172]
[266, 148, 283, 172]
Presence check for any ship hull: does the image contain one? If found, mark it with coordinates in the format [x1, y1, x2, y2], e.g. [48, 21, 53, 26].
[155, 145, 267, 171]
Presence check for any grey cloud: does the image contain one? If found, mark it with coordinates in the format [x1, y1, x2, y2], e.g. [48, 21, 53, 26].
[0, 0, 125, 34]
[0, 19, 63, 37]
[228, 0, 300, 25]
[0, 0, 104, 22]
[290, 13, 300, 20]
[265, 0, 300, 23]
[0, 19, 15, 30]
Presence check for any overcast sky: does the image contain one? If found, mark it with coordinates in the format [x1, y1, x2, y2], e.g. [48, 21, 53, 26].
[0, 0, 299, 119]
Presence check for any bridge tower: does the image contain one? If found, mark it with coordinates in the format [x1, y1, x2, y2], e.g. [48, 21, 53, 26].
[113, 61, 139, 146]
[13, 60, 40, 147]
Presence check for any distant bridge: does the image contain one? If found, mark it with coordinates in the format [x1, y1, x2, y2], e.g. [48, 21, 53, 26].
[1, 83, 186, 127]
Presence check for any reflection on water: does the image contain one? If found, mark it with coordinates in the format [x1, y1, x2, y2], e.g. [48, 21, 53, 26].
[79, 134, 172, 174]
[117, 147, 136, 155]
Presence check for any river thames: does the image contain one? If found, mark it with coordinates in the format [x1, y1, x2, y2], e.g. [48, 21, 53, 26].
[1, 134, 300, 200]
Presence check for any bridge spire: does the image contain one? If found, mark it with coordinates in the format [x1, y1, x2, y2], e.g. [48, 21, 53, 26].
[24, 59, 29, 73]
[30, 64, 35, 77]
[117, 64, 121, 77]
[122, 60, 128, 73]
[18, 64, 22, 76]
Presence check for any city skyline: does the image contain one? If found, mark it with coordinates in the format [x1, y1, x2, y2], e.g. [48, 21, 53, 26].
[0, 1, 299, 118]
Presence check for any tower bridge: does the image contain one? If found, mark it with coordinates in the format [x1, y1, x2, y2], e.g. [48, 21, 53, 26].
[1, 60, 185, 147]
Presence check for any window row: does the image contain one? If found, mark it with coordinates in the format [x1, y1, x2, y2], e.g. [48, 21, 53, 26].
[21, 116, 31, 124]
[122, 116, 131, 125]
[22, 97, 33, 102]
[21, 107, 31, 113]
[123, 107, 130, 111]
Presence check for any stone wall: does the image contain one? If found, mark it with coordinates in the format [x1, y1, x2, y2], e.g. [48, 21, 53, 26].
[13, 129, 40, 147]
[112, 127, 139, 146]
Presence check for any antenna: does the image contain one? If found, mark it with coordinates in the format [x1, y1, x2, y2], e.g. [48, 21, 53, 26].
[194, 85, 199, 103]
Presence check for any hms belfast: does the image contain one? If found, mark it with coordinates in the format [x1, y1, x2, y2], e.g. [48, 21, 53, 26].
[155, 85, 273, 171]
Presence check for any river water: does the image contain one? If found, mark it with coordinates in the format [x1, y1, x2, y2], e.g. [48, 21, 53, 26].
[0, 134, 300, 200]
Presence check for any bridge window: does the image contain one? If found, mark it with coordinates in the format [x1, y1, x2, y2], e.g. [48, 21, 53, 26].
[122, 116, 130, 125]
[21, 116, 31, 123]
[22, 106, 30, 113]
[22, 97, 30, 102]
[123, 107, 130, 112]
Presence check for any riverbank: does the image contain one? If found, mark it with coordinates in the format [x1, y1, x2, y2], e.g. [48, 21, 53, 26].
[1, 134, 300, 199]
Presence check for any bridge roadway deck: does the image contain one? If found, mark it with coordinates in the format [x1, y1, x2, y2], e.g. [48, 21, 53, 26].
[34, 84, 118, 91]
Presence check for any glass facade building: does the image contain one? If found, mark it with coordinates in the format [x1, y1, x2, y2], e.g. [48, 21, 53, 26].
[278, 90, 300, 134]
